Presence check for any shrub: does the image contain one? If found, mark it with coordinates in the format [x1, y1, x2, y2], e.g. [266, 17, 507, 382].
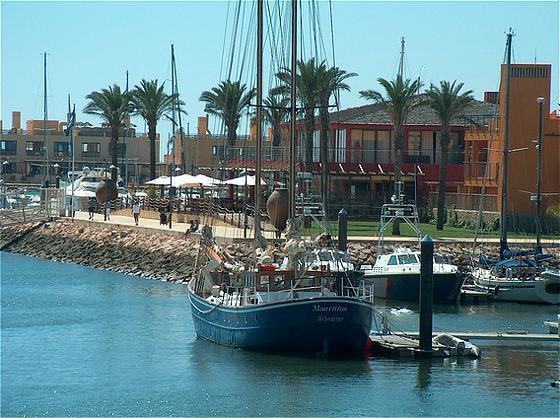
[147, 185, 157, 199]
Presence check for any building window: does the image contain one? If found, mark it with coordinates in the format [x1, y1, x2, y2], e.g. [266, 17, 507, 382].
[25, 141, 44, 156]
[211, 145, 224, 158]
[408, 131, 422, 156]
[297, 130, 306, 161]
[312, 130, 320, 162]
[54, 142, 71, 157]
[0, 140, 17, 155]
[335, 129, 346, 163]
[81, 142, 101, 157]
[362, 130, 375, 163]
[376, 131, 391, 163]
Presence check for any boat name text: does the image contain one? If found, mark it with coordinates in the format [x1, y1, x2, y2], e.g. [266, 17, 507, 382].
[312, 305, 348, 313]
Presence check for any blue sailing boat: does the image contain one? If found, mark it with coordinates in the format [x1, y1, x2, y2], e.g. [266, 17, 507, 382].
[187, 0, 374, 354]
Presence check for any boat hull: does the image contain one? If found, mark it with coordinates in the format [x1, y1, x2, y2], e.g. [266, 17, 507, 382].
[473, 275, 560, 304]
[188, 292, 374, 353]
[361, 273, 463, 303]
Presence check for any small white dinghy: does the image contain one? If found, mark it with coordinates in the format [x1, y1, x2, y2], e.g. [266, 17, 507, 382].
[432, 333, 481, 358]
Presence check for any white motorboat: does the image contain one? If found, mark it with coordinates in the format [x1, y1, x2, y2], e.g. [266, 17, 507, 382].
[359, 191, 463, 303]
[360, 247, 462, 303]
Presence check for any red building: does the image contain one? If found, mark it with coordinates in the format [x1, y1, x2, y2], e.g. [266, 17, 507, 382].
[227, 97, 497, 214]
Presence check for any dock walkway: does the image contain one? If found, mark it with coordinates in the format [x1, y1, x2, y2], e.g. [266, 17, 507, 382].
[41, 211, 560, 245]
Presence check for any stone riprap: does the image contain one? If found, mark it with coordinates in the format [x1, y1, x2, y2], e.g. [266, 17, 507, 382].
[1, 220, 558, 284]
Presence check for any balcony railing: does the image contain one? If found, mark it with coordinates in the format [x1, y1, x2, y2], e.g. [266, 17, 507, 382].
[227, 146, 466, 166]
[81, 151, 101, 158]
[53, 150, 71, 158]
[464, 162, 499, 183]
[25, 150, 44, 156]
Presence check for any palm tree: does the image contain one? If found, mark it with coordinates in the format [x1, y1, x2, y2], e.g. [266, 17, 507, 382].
[425, 80, 474, 230]
[274, 58, 322, 172]
[84, 84, 132, 181]
[130, 79, 181, 180]
[317, 65, 356, 214]
[263, 92, 289, 147]
[199, 80, 255, 151]
[360, 75, 422, 235]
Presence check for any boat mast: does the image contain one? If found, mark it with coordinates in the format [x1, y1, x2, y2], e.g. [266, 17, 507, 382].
[43, 52, 49, 187]
[169, 44, 176, 230]
[398, 36, 405, 79]
[288, 0, 297, 220]
[535, 96, 544, 253]
[171, 46, 187, 174]
[124, 70, 129, 187]
[253, 0, 264, 247]
[171, 44, 176, 159]
[499, 29, 513, 259]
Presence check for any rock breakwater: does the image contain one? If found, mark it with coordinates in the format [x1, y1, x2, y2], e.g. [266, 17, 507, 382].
[1, 220, 558, 285]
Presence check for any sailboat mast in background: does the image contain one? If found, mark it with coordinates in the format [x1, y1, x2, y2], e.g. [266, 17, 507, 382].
[43, 52, 49, 187]
[288, 0, 297, 220]
[253, 0, 264, 247]
[499, 29, 513, 259]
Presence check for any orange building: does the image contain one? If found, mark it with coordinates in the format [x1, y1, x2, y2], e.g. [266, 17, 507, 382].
[462, 63, 560, 218]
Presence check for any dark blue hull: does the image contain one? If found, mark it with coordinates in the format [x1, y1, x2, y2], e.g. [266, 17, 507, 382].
[361, 273, 463, 304]
[188, 292, 373, 353]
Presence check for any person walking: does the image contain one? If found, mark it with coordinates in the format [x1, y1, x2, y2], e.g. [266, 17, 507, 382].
[88, 197, 96, 221]
[132, 200, 141, 226]
[104, 200, 111, 221]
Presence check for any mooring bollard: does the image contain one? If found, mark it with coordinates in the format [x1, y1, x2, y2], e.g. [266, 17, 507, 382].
[338, 208, 348, 252]
[419, 235, 433, 356]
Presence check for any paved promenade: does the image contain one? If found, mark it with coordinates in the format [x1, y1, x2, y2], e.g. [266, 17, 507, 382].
[68, 210, 559, 246]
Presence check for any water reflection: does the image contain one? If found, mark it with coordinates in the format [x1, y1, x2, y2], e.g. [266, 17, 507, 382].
[188, 337, 373, 378]
[416, 358, 432, 391]
[481, 344, 559, 398]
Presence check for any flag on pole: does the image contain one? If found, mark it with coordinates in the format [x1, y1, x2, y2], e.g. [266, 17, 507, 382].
[66, 96, 75, 136]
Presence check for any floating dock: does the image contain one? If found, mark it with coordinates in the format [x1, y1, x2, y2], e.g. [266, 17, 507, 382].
[368, 334, 449, 358]
[392, 331, 559, 342]
[367, 333, 481, 358]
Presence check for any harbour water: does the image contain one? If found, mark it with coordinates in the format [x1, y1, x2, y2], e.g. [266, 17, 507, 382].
[1, 252, 558, 417]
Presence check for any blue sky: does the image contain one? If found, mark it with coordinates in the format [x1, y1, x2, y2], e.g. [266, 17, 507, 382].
[2, 1, 558, 158]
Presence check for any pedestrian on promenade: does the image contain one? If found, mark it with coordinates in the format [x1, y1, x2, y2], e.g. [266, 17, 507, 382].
[132, 200, 141, 226]
[104, 200, 111, 221]
[88, 197, 96, 221]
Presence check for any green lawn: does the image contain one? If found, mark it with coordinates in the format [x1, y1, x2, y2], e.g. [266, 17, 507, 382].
[301, 220, 555, 240]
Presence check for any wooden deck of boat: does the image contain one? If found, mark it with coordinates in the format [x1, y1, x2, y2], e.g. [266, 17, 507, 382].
[392, 331, 559, 342]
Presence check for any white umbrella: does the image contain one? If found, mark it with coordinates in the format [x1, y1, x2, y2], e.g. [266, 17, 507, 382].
[145, 176, 170, 185]
[172, 174, 199, 187]
[193, 174, 222, 187]
[223, 174, 266, 186]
